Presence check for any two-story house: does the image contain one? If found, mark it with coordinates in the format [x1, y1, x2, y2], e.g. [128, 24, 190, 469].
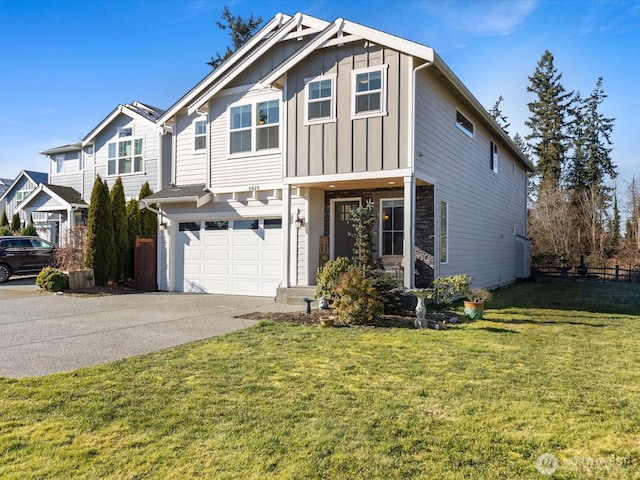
[145, 12, 533, 297]
[17, 101, 170, 244]
[0, 170, 49, 232]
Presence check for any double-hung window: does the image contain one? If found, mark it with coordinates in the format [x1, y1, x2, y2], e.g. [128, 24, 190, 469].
[352, 65, 387, 118]
[229, 98, 280, 154]
[305, 75, 335, 123]
[230, 105, 252, 154]
[194, 119, 207, 151]
[107, 129, 143, 176]
[381, 199, 404, 256]
[16, 189, 31, 203]
[256, 100, 279, 150]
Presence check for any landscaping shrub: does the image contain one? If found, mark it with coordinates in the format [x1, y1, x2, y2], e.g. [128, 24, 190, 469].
[333, 267, 383, 325]
[366, 269, 402, 312]
[315, 256, 351, 300]
[10, 213, 20, 232]
[36, 267, 68, 292]
[0, 225, 13, 236]
[431, 274, 472, 307]
[20, 223, 37, 236]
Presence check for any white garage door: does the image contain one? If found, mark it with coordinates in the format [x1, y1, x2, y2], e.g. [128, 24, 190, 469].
[176, 218, 282, 296]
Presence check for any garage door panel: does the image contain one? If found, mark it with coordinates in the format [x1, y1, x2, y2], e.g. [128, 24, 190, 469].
[178, 218, 283, 296]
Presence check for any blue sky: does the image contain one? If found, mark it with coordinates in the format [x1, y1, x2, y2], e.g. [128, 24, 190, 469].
[1, 0, 638, 191]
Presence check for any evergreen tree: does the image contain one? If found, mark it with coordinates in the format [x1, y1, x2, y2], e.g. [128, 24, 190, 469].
[20, 223, 37, 236]
[10, 213, 20, 232]
[525, 50, 573, 188]
[0, 209, 8, 227]
[110, 177, 128, 282]
[611, 190, 621, 247]
[348, 200, 376, 270]
[489, 95, 510, 134]
[125, 198, 142, 279]
[207, 6, 263, 69]
[85, 176, 116, 285]
[139, 182, 157, 238]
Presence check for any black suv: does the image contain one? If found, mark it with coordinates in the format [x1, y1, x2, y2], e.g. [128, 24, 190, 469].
[0, 236, 55, 283]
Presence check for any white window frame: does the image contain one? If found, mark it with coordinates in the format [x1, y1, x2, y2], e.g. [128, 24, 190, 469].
[440, 200, 449, 264]
[107, 137, 145, 176]
[304, 74, 336, 125]
[16, 188, 31, 203]
[456, 110, 474, 139]
[490, 141, 498, 173]
[194, 117, 207, 152]
[351, 65, 388, 119]
[54, 155, 64, 174]
[379, 198, 404, 256]
[227, 94, 281, 156]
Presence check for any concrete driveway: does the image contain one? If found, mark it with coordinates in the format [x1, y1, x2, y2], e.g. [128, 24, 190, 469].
[0, 276, 299, 378]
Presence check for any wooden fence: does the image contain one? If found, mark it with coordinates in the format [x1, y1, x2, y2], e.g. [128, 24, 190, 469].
[532, 264, 640, 283]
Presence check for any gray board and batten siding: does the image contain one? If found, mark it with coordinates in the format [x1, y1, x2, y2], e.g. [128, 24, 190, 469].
[286, 42, 411, 177]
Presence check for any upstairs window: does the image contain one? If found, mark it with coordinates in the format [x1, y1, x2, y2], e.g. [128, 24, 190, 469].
[194, 119, 207, 151]
[256, 100, 279, 150]
[16, 188, 31, 203]
[305, 76, 335, 123]
[456, 110, 474, 138]
[228, 98, 280, 155]
[490, 141, 498, 173]
[230, 105, 252, 154]
[352, 66, 387, 118]
[107, 138, 144, 176]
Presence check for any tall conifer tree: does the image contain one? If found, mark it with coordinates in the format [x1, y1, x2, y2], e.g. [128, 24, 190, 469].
[138, 182, 157, 238]
[125, 198, 141, 279]
[110, 177, 128, 282]
[526, 50, 573, 188]
[85, 176, 116, 285]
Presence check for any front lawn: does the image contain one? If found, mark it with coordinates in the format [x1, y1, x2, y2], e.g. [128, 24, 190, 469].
[1, 282, 639, 479]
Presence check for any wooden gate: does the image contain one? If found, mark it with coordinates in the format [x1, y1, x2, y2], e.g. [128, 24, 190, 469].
[134, 237, 157, 291]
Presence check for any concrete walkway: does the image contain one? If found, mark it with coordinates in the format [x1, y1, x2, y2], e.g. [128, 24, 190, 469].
[0, 277, 301, 378]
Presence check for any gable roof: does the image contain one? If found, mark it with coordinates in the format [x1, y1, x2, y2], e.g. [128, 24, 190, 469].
[14, 183, 87, 214]
[82, 101, 165, 145]
[158, 13, 335, 122]
[0, 170, 49, 204]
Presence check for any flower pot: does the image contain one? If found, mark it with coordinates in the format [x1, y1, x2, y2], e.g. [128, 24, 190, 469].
[464, 301, 485, 320]
[320, 316, 335, 327]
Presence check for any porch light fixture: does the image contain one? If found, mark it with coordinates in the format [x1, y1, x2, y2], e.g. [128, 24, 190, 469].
[159, 222, 167, 231]
[295, 209, 305, 229]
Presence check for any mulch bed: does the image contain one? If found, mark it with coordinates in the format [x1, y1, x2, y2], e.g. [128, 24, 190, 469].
[236, 308, 460, 329]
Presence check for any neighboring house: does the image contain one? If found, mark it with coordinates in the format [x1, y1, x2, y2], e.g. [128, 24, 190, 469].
[0, 170, 49, 231]
[19, 101, 170, 244]
[145, 12, 533, 297]
[0, 177, 14, 218]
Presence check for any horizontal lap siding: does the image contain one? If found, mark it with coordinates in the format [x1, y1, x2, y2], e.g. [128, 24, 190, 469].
[49, 173, 82, 196]
[175, 109, 207, 185]
[415, 70, 527, 288]
[286, 43, 409, 177]
[209, 90, 282, 192]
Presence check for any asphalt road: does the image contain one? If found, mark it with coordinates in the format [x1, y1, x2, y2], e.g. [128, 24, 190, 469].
[0, 276, 299, 378]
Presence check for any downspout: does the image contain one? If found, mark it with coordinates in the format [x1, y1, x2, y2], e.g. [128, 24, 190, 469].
[405, 58, 434, 289]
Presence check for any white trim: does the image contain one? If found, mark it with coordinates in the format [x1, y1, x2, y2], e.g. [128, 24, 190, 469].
[106, 136, 145, 177]
[158, 13, 291, 124]
[351, 64, 388, 119]
[284, 168, 412, 186]
[193, 116, 207, 153]
[490, 141, 499, 173]
[227, 93, 281, 156]
[456, 109, 474, 139]
[304, 74, 337, 125]
[329, 197, 361, 260]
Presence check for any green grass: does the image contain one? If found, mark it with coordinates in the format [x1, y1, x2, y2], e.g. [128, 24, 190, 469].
[2, 282, 640, 479]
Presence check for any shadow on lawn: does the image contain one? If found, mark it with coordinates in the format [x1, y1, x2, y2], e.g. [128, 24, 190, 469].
[487, 280, 640, 316]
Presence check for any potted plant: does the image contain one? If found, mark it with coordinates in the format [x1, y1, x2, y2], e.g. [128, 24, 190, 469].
[463, 287, 492, 320]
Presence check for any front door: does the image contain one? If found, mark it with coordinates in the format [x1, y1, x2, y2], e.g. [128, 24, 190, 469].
[333, 200, 359, 259]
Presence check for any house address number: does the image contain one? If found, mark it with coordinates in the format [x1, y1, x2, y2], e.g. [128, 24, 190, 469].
[248, 185, 260, 191]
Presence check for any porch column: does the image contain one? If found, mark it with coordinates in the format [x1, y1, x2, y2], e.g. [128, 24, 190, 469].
[281, 185, 291, 288]
[403, 176, 416, 289]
